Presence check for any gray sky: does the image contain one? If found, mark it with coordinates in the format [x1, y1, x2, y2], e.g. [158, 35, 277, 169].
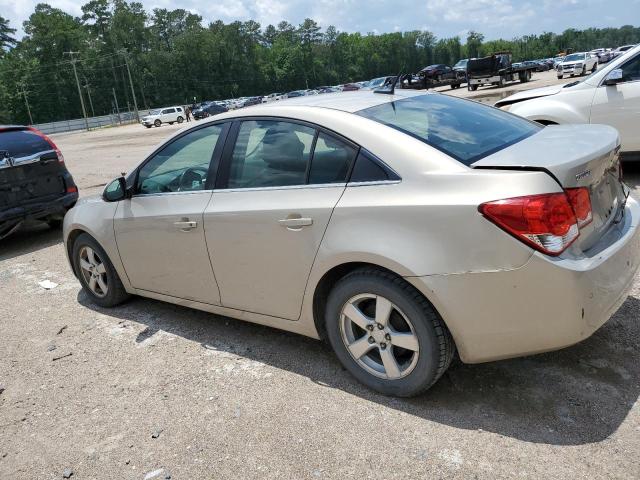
[2, 0, 639, 40]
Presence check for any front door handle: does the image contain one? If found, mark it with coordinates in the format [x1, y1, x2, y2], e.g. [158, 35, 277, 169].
[278, 217, 313, 228]
[174, 220, 197, 231]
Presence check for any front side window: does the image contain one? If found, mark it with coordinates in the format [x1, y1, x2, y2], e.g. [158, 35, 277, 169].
[356, 94, 541, 165]
[227, 120, 315, 188]
[137, 124, 223, 194]
[620, 54, 640, 82]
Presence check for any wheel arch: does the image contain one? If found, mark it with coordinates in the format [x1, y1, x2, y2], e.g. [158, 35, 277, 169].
[310, 261, 454, 350]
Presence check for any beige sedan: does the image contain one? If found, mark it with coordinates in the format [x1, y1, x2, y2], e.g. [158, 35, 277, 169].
[63, 90, 640, 396]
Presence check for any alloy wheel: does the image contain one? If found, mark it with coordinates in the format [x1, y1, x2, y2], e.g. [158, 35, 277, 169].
[339, 293, 420, 380]
[79, 246, 108, 298]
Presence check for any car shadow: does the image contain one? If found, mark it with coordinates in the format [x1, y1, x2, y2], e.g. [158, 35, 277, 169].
[0, 222, 62, 261]
[623, 162, 640, 192]
[77, 289, 640, 447]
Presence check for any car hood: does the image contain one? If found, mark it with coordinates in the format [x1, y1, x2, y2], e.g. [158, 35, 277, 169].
[495, 85, 563, 107]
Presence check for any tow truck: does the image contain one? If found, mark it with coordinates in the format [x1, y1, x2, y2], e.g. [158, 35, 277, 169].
[466, 51, 538, 91]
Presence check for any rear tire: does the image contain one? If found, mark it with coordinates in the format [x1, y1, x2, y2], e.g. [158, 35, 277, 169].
[557, 75, 563, 79]
[325, 268, 455, 397]
[177, 116, 184, 123]
[145, 125, 151, 129]
[72, 233, 130, 308]
[468, 84, 478, 91]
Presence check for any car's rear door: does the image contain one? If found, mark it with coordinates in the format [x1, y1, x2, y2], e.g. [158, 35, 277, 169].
[162, 108, 175, 123]
[590, 51, 640, 152]
[203, 119, 358, 320]
[113, 123, 229, 304]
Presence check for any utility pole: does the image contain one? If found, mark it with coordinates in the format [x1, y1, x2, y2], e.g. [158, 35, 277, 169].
[112, 87, 122, 124]
[17, 84, 33, 125]
[120, 49, 139, 122]
[83, 82, 95, 117]
[63, 51, 89, 131]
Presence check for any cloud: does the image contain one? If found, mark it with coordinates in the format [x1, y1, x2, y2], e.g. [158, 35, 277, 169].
[1, 0, 638, 41]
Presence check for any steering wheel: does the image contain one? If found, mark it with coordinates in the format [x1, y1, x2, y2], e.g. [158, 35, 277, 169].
[178, 166, 208, 191]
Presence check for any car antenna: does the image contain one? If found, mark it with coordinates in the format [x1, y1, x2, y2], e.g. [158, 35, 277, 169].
[373, 70, 403, 95]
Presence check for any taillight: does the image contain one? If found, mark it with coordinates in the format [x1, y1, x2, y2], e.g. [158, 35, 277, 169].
[479, 192, 579, 256]
[28, 127, 65, 164]
[66, 186, 78, 193]
[565, 187, 592, 228]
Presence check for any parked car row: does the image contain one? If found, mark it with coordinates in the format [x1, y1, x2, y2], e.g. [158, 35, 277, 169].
[498, 44, 640, 162]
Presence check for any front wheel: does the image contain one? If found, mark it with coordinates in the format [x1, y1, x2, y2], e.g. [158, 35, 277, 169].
[325, 269, 455, 397]
[557, 75, 563, 79]
[591, 63, 597, 73]
[154, 119, 161, 127]
[72, 233, 130, 308]
[582, 66, 587, 76]
[468, 84, 478, 91]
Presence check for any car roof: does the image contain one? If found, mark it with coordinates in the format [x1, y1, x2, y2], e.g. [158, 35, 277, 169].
[248, 89, 430, 114]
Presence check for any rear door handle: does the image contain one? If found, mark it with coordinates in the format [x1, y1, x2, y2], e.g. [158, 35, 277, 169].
[278, 217, 313, 228]
[174, 220, 197, 231]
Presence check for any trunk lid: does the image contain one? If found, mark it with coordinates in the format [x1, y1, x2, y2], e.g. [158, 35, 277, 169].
[0, 127, 67, 210]
[472, 124, 626, 251]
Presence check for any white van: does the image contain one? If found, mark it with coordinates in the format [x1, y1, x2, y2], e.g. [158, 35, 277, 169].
[141, 107, 185, 128]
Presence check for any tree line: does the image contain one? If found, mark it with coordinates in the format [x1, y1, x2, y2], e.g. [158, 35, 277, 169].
[0, 1, 639, 125]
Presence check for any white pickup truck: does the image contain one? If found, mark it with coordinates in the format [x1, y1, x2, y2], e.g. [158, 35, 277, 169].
[556, 52, 599, 79]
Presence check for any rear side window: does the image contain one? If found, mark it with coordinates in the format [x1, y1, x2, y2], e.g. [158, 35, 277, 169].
[308, 133, 357, 184]
[227, 120, 315, 188]
[0, 129, 53, 161]
[350, 150, 400, 182]
[356, 94, 540, 165]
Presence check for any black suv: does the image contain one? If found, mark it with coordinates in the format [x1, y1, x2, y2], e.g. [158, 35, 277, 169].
[193, 102, 229, 120]
[0, 126, 78, 239]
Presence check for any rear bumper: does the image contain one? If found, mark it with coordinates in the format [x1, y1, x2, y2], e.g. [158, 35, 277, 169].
[408, 195, 640, 363]
[0, 191, 78, 230]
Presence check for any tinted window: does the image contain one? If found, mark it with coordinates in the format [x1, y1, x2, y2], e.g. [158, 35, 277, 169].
[0, 129, 53, 160]
[620, 54, 640, 82]
[308, 133, 357, 184]
[137, 125, 223, 194]
[356, 94, 540, 165]
[162, 108, 175, 114]
[350, 150, 399, 182]
[227, 120, 315, 188]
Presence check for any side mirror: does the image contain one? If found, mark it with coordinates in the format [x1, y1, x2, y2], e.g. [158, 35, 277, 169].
[604, 68, 623, 86]
[103, 176, 132, 202]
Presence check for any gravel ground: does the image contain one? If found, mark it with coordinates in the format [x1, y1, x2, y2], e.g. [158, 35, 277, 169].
[1, 77, 639, 479]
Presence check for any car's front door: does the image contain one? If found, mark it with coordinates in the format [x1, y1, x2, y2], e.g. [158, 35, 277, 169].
[114, 123, 228, 304]
[590, 52, 640, 152]
[203, 119, 358, 320]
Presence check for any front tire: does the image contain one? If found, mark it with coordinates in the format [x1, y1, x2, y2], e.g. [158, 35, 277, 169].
[582, 66, 587, 76]
[72, 233, 130, 308]
[557, 75, 563, 79]
[154, 119, 161, 127]
[325, 269, 455, 397]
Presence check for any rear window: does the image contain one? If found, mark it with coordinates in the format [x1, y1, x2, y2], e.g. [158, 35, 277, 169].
[0, 129, 53, 160]
[355, 94, 540, 165]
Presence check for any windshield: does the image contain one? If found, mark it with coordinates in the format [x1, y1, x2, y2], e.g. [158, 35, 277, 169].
[564, 53, 585, 62]
[369, 77, 387, 87]
[356, 94, 541, 165]
[148, 109, 161, 115]
[454, 60, 467, 68]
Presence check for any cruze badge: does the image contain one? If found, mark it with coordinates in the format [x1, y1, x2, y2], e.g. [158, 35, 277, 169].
[575, 169, 591, 181]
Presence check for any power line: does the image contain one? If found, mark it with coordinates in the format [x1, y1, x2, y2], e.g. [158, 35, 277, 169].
[63, 51, 90, 131]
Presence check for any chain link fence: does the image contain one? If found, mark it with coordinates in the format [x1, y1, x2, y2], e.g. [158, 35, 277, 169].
[32, 109, 153, 135]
